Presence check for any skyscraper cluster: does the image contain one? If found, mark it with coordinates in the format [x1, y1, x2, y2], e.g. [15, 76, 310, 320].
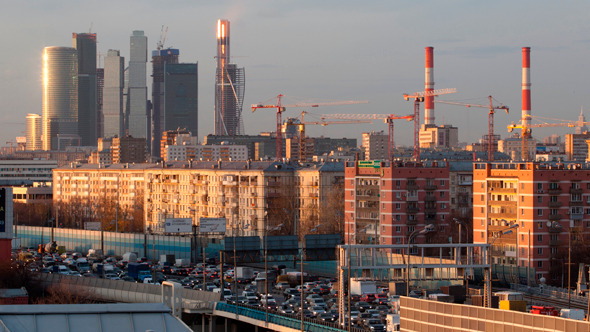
[30, 24, 220, 159]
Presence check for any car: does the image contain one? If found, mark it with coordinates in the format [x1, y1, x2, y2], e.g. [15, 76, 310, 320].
[367, 309, 381, 319]
[360, 293, 377, 303]
[105, 273, 120, 280]
[375, 293, 388, 305]
[318, 312, 336, 322]
[318, 285, 331, 295]
[242, 291, 258, 301]
[306, 294, 322, 302]
[246, 299, 259, 307]
[284, 298, 300, 309]
[355, 301, 371, 312]
[309, 306, 327, 317]
[278, 305, 294, 314]
[309, 298, 327, 308]
[358, 312, 373, 325]
[297, 309, 314, 319]
[365, 318, 386, 331]
[375, 305, 390, 315]
[284, 288, 300, 298]
[275, 282, 290, 291]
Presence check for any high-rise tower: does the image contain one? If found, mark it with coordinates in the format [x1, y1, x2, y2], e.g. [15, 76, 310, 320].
[128, 31, 148, 142]
[26, 114, 42, 151]
[151, 48, 179, 158]
[72, 33, 98, 146]
[103, 50, 125, 138]
[42, 46, 79, 151]
[164, 63, 198, 138]
[214, 19, 245, 136]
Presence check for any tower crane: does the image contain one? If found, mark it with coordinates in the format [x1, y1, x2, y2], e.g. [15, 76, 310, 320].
[320, 113, 414, 162]
[284, 112, 372, 161]
[508, 115, 590, 161]
[434, 96, 509, 161]
[402, 88, 457, 161]
[251, 95, 369, 161]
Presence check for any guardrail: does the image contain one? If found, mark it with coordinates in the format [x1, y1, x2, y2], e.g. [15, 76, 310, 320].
[215, 302, 367, 332]
[515, 284, 590, 305]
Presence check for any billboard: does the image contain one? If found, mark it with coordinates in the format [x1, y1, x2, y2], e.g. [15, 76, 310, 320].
[84, 222, 101, 231]
[165, 218, 192, 233]
[199, 217, 226, 233]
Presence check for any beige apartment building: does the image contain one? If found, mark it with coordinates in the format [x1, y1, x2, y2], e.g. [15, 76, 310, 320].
[53, 161, 345, 235]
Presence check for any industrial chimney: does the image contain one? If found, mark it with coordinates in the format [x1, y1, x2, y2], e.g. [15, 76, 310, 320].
[522, 47, 531, 135]
[424, 46, 434, 125]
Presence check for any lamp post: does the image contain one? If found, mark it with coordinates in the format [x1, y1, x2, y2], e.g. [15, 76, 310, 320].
[300, 224, 322, 332]
[500, 219, 519, 292]
[264, 216, 283, 325]
[406, 224, 435, 297]
[486, 223, 518, 308]
[454, 218, 471, 297]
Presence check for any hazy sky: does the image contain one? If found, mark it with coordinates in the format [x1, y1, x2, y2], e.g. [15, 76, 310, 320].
[2, 0, 590, 147]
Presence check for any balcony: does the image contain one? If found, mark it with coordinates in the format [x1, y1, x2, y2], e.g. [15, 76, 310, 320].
[488, 187, 517, 194]
[406, 206, 420, 213]
[407, 195, 418, 202]
[488, 212, 516, 219]
[570, 201, 583, 206]
[425, 184, 438, 191]
[425, 207, 437, 214]
[549, 201, 561, 208]
[489, 200, 517, 207]
[425, 195, 436, 202]
[407, 184, 419, 191]
[548, 214, 562, 221]
[571, 213, 584, 220]
[548, 187, 561, 194]
[570, 188, 582, 195]
[549, 239, 560, 246]
[407, 219, 418, 225]
[549, 226, 562, 233]
[268, 181, 280, 187]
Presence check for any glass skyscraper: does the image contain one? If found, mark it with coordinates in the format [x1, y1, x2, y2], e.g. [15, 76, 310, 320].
[103, 50, 125, 138]
[72, 33, 98, 146]
[151, 48, 179, 158]
[128, 31, 148, 142]
[42, 47, 79, 151]
[164, 63, 198, 137]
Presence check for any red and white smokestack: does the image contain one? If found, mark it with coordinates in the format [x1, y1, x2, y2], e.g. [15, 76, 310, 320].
[522, 47, 531, 133]
[424, 46, 434, 125]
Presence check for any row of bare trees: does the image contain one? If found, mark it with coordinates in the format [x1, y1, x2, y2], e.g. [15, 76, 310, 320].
[14, 195, 144, 233]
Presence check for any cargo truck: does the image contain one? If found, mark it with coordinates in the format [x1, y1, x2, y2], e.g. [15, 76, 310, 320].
[127, 262, 150, 281]
[236, 267, 254, 280]
[350, 279, 377, 296]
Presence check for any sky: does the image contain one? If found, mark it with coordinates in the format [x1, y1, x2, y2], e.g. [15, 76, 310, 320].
[2, 0, 590, 148]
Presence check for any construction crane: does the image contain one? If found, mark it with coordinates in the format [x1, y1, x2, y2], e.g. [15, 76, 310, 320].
[508, 115, 590, 161]
[320, 113, 414, 162]
[402, 88, 457, 161]
[292, 112, 371, 161]
[156, 25, 168, 51]
[251, 95, 369, 161]
[434, 96, 509, 161]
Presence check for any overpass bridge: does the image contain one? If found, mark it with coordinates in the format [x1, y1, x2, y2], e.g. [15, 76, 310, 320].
[37, 274, 358, 332]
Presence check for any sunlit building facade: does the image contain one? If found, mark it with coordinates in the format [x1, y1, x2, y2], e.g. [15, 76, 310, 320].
[26, 114, 42, 151]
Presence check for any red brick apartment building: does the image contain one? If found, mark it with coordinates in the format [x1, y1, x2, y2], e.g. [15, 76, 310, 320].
[344, 160, 450, 246]
[474, 162, 590, 284]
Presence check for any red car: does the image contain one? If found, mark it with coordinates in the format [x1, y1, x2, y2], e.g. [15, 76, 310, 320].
[360, 293, 376, 303]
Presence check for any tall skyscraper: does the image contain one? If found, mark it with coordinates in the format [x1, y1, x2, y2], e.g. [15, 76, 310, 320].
[214, 19, 245, 136]
[164, 63, 198, 142]
[103, 50, 125, 138]
[96, 68, 104, 138]
[42, 46, 79, 151]
[151, 48, 179, 158]
[127, 31, 148, 141]
[26, 114, 42, 151]
[72, 33, 98, 146]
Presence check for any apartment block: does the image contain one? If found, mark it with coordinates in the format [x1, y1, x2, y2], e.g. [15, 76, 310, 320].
[344, 160, 450, 246]
[473, 162, 590, 283]
[449, 162, 473, 221]
[565, 132, 590, 161]
[362, 131, 388, 161]
[53, 161, 344, 235]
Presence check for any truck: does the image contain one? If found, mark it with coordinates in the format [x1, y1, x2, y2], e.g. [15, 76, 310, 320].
[159, 254, 175, 266]
[127, 262, 150, 281]
[235, 267, 254, 281]
[18, 252, 34, 263]
[350, 279, 377, 296]
[94, 263, 115, 278]
[560, 308, 585, 320]
[122, 252, 138, 263]
[175, 258, 190, 267]
[87, 249, 104, 262]
[74, 258, 91, 274]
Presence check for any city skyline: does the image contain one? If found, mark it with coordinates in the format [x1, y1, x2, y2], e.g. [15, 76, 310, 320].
[3, 1, 590, 149]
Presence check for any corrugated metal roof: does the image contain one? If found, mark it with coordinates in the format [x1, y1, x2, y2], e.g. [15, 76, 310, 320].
[0, 303, 192, 332]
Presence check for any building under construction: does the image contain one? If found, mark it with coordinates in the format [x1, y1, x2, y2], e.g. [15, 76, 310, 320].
[214, 19, 245, 136]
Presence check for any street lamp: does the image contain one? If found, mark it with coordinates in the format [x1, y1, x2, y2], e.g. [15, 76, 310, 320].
[301, 224, 322, 332]
[454, 218, 471, 297]
[500, 219, 519, 292]
[264, 217, 283, 325]
[406, 224, 435, 297]
[485, 223, 518, 308]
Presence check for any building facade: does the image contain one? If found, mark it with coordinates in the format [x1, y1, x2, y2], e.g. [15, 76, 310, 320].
[565, 132, 590, 161]
[72, 33, 98, 146]
[26, 114, 42, 151]
[473, 162, 590, 284]
[128, 31, 148, 142]
[103, 50, 125, 138]
[362, 131, 388, 161]
[42, 47, 79, 151]
[419, 124, 459, 149]
[164, 63, 198, 139]
[344, 160, 450, 246]
[112, 136, 146, 164]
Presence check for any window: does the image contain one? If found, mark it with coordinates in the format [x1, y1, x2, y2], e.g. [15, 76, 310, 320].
[481, 219, 484, 226]
[440, 180, 445, 186]
[408, 226, 415, 233]
[396, 192, 401, 199]
[481, 207, 484, 213]
[538, 222, 543, 229]
[551, 247, 558, 254]
[537, 261, 543, 268]
[521, 209, 524, 215]
[396, 226, 401, 232]
[396, 180, 400, 189]
[481, 232, 484, 239]
[382, 203, 385, 210]
[521, 248, 525, 255]
[521, 183, 524, 190]
[441, 203, 446, 209]
[537, 209, 543, 216]
[550, 196, 558, 202]
[396, 203, 401, 210]
[440, 191, 445, 198]
[537, 196, 543, 203]
[482, 195, 485, 201]
[441, 215, 445, 220]
[537, 248, 543, 255]
[537, 183, 543, 190]
[537, 234, 543, 242]
[521, 196, 524, 202]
